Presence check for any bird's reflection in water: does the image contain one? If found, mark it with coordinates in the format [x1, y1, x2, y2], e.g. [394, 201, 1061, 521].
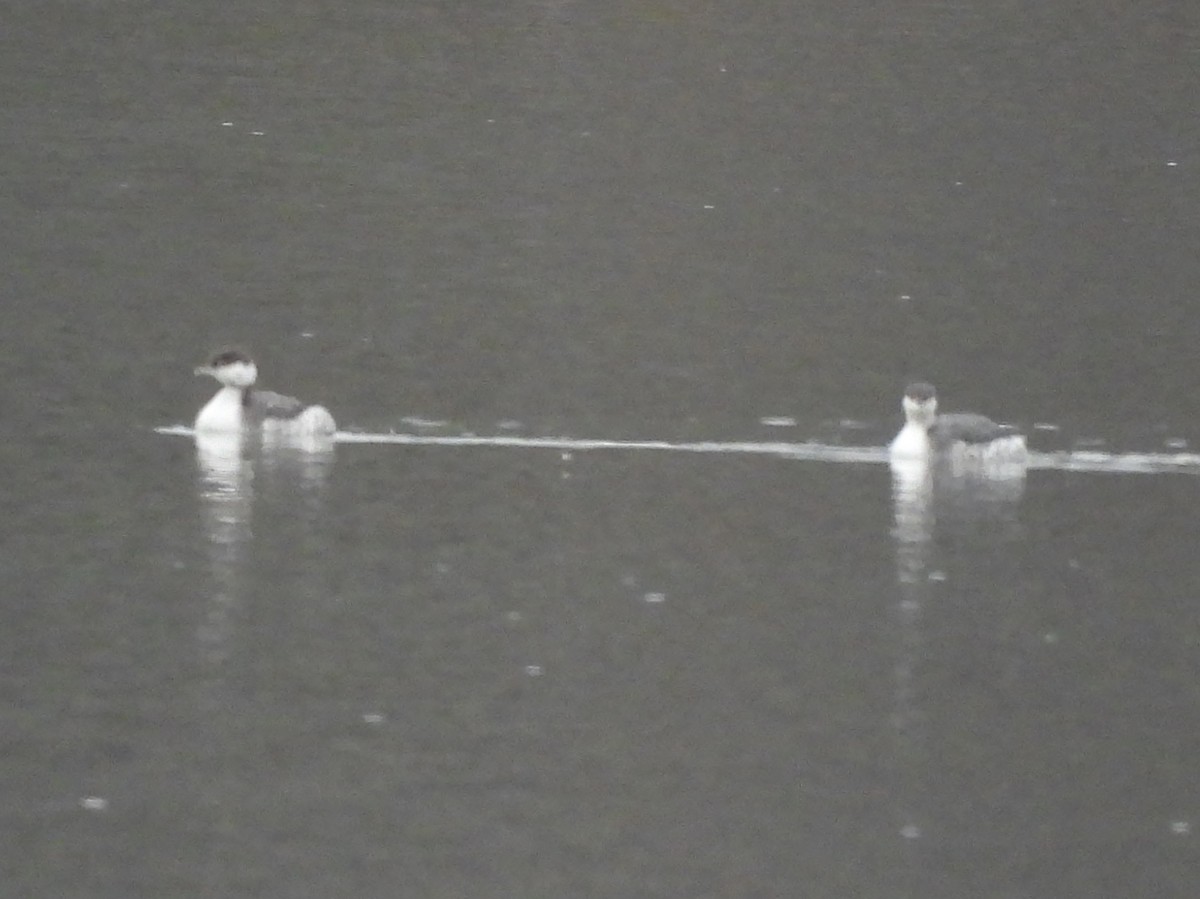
[189, 430, 334, 894]
[194, 431, 335, 671]
[891, 454, 1026, 588]
[887, 453, 1026, 865]
[195, 432, 251, 670]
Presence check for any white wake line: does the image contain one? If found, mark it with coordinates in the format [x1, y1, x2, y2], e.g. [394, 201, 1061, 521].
[156, 426, 1200, 475]
[340, 431, 891, 461]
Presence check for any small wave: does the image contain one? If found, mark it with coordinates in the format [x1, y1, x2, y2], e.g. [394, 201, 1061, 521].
[399, 416, 450, 429]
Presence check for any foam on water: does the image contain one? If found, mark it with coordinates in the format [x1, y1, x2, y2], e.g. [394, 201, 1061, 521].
[154, 425, 1200, 475]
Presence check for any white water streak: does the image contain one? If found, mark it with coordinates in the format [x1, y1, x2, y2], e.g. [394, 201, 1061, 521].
[154, 427, 1200, 475]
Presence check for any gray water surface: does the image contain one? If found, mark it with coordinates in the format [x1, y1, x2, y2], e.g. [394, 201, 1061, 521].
[4, 1, 1200, 896]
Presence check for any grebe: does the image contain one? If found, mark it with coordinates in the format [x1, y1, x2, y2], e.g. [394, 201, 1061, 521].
[193, 349, 336, 435]
[889, 381, 1026, 461]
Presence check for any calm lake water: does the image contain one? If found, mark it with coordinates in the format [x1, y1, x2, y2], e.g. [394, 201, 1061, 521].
[3, 2, 1199, 897]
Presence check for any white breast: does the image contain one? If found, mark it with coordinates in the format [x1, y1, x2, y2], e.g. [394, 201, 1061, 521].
[195, 387, 245, 433]
[889, 422, 932, 460]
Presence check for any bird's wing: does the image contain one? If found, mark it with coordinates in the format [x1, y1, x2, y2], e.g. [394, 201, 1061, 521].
[247, 389, 306, 419]
[931, 413, 1019, 445]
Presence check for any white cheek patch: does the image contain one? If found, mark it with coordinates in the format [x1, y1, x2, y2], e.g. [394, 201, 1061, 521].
[902, 397, 937, 423]
[220, 362, 258, 388]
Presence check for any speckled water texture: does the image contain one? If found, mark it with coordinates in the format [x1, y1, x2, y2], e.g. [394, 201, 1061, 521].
[5, 1, 1200, 897]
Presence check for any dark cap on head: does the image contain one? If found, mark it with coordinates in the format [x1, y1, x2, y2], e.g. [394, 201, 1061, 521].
[903, 381, 937, 401]
[208, 348, 253, 367]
